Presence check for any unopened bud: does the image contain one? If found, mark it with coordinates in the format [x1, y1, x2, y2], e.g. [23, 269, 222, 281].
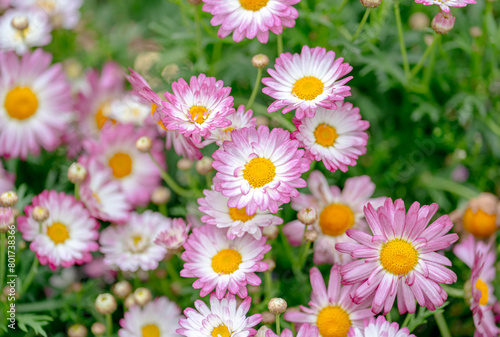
[95, 293, 117, 315]
[432, 11, 455, 35]
[261, 311, 275, 324]
[124, 294, 136, 309]
[268, 297, 287, 315]
[469, 26, 482, 38]
[263, 258, 276, 271]
[297, 207, 317, 225]
[32, 206, 49, 222]
[409, 12, 429, 31]
[0, 191, 18, 207]
[186, 0, 203, 4]
[11, 16, 29, 31]
[171, 281, 183, 296]
[262, 225, 279, 240]
[0, 208, 14, 233]
[177, 158, 193, 171]
[251, 54, 269, 69]
[133, 287, 152, 306]
[68, 324, 88, 337]
[112, 280, 132, 299]
[151, 186, 171, 205]
[304, 229, 318, 242]
[248, 285, 260, 294]
[68, 163, 87, 184]
[256, 326, 270, 337]
[255, 116, 269, 127]
[136, 136, 153, 153]
[360, 0, 381, 8]
[91, 322, 106, 336]
[196, 157, 214, 175]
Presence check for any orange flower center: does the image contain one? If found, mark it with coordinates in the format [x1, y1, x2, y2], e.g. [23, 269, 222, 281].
[316, 306, 352, 337]
[292, 76, 324, 101]
[463, 208, 497, 239]
[239, 0, 269, 11]
[189, 106, 208, 124]
[212, 249, 242, 274]
[4, 87, 38, 120]
[108, 152, 133, 179]
[475, 279, 489, 306]
[380, 239, 419, 275]
[47, 222, 70, 244]
[142, 324, 160, 337]
[319, 204, 354, 236]
[211, 324, 231, 337]
[243, 158, 276, 188]
[314, 124, 338, 147]
[229, 207, 255, 222]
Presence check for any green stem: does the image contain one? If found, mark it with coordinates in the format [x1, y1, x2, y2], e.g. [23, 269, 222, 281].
[106, 313, 113, 337]
[194, 5, 204, 63]
[351, 8, 371, 42]
[147, 153, 196, 198]
[247, 68, 263, 110]
[298, 241, 312, 269]
[434, 311, 451, 337]
[276, 314, 281, 334]
[393, 0, 410, 81]
[338, 0, 349, 13]
[441, 284, 465, 298]
[166, 258, 181, 283]
[402, 313, 414, 328]
[277, 34, 283, 56]
[205, 174, 213, 188]
[410, 34, 438, 78]
[0, 233, 5, 286]
[271, 113, 295, 132]
[74, 183, 80, 201]
[264, 270, 273, 300]
[421, 174, 479, 200]
[21, 256, 39, 297]
[159, 203, 168, 217]
[386, 310, 392, 322]
[17, 299, 64, 312]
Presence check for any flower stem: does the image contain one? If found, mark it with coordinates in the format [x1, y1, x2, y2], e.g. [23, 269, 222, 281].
[393, 0, 410, 81]
[106, 313, 113, 337]
[402, 313, 414, 328]
[21, 256, 39, 297]
[298, 241, 312, 268]
[277, 34, 283, 56]
[193, 5, 204, 63]
[159, 203, 168, 217]
[338, 0, 349, 13]
[351, 8, 371, 42]
[74, 183, 80, 201]
[410, 34, 439, 78]
[247, 68, 263, 110]
[276, 314, 281, 334]
[421, 174, 479, 200]
[434, 311, 451, 337]
[147, 153, 197, 198]
[441, 284, 465, 298]
[0, 233, 5, 285]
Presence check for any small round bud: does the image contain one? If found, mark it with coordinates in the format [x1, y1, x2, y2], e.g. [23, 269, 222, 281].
[136, 136, 153, 153]
[469, 26, 482, 38]
[251, 54, 269, 68]
[69, 282, 83, 293]
[187, 0, 203, 4]
[262, 225, 279, 240]
[133, 287, 152, 306]
[95, 293, 117, 315]
[68, 163, 87, 184]
[360, 0, 381, 8]
[0, 208, 14, 233]
[124, 294, 136, 309]
[248, 285, 260, 294]
[297, 207, 317, 225]
[432, 11, 455, 35]
[11, 16, 29, 31]
[91, 322, 106, 336]
[263, 258, 276, 271]
[171, 281, 183, 296]
[195, 157, 214, 175]
[151, 186, 171, 205]
[32, 206, 49, 222]
[255, 116, 270, 127]
[424, 34, 434, 47]
[0, 191, 18, 207]
[261, 311, 275, 324]
[268, 297, 287, 315]
[256, 326, 270, 337]
[409, 12, 429, 31]
[68, 324, 88, 337]
[112, 280, 132, 299]
[177, 158, 193, 171]
[304, 229, 318, 242]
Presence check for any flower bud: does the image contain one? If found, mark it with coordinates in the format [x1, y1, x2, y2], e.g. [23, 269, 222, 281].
[133, 287, 152, 306]
[256, 326, 270, 337]
[297, 207, 317, 225]
[268, 297, 287, 315]
[432, 11, 455, 35]
[469, 26, 482, 38]
[251, 54, 269, 69]
[112, 280, 132, 299]
[0, 191, 18, 207]
[304, 229, 318, 242]
[95, 293, 117, 315]
[171, 281, 183, 296]
[32, 206, 49, 222]
[91, 322, 106, 336]
[151, 186, 171, 205]
[261, 311, 275, 324]
[263, 258, 276, 272]
[68, 324, 87, 337]
[409, 12, 429, 31]
[196, 157, 214, 175]
[255, 116, 269, 127]
[187, 0, 203, 4]
[124, 294, 136, 309]
[11, 16, 29, 31]
[177, 158, 193, 171]
[0, 208, 14, 233]
[360, 0, 381, 8]
[262, 225, 279, 240]
[68, 163, 87, 185]
[155, 218, 190, 250]
[136, 136, 153, 153]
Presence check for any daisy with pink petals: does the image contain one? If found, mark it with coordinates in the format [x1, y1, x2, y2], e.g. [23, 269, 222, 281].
[154, 217, 191, 251]
[177, 293, 261, 337]
[213, 125, 310, 214]
[180, 225, 270, 299]
[202, 0, 299, 43]
[262, 46, 353, 119]
[0, 163, 15, 193]
[283, 171, 385, 265]
[266, 323, 319, 337]
[291, 103, 369, 172]
[17, 190, 99, 270]
[348, 316, 415, 337]
[284, 265, 374, 337]
[336, 198, 459, 315]
[415, 0, 476, 12]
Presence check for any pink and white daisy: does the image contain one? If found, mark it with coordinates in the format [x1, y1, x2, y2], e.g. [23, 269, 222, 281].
[11, 0, 83, 29]
[0, 49, 72, 159]
[160, 74, 235, 143]
[0, 163, 15, 193]
[119, 296, 182, 337]
[17, 190, 99, 270]
[284, 265, 374, 337]
[202, 0, 299, 43]
[199, 184, 283, 240]
[83, 123, 164, 207]
[262, 46, 353, 119]
[415, 0, 476, 12]
[105, 93, 153, 126]
[99, 211, 168, 272]
[291, 103, 369, 172]
[177, 293, 261, 337]
[180, 225, 270, 299]
[348, 316, 415, 337]
[213, 125, 310, 214]
[283, 171, 385, 265]
[336, 198, 459, 315]
[154, 217, 191, 251]
[266, 324, 319, 337]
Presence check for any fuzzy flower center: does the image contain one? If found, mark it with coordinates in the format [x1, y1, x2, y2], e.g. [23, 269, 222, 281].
[314, 124, 338, 147]
[292, 76, 324, 101]
[243, 158, 276, 188]
[212, 249, 242, 274]
[475, 279, 489, 306]
[4, 87, 39, 120]
[142, 324, 160, 337]
[380, 239, 419, 275]
[211, 324, 231, 337]
[95, 102, 115, 130]
[229, 207, 255, 222]
[463, 208, 497, 239]
[316, 306, 351, 337]
[108, 152, 133, 179]
[151, 103, 167, 130]
[189, 106, 208, 124]
[319, 204, 354, 236]
[47, 222, 70, 244]
[239, 0, 269, 11]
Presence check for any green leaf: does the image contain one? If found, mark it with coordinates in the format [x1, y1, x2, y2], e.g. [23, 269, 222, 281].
[16, 314, 53, 337]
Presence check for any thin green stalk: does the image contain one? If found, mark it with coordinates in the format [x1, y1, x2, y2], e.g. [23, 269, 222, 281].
[393, 0, 410, 81]
[277, 34, 283, 56]
[410, 35, 437, 78]
[106, 313, 113, 337]
[194, 5, 204, 62]
[338, 0, 349, 13]
[298, 241, 312, 269]
[441, 284, 465, 298]
[271, 114, 295, 132]
[421, 174, 478, 200]
[276, 314, 281, 334]
[352, 8, 371, 42]
[402, 313, 414, 328]
[386, 310, 392, 322]
[159, 203, 168, 217]
[0, 233, 5, 286]
[205, 174, 213, 188]
[434, 311, 451, 337]
[74, 183, 80, 201]
[21, 257, 39, 297]
[166, 258, 181, 283]
[247, 68, 263, 110]
[147, 153, 196, 198]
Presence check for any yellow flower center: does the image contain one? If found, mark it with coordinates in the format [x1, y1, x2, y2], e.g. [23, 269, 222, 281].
[152, 103, 168, 130]
[380, 239, 419, 275]
[189, 106, 208, 124]
[212, 324, 231, 337]
[314, 124, 338, 147]
[132, 235, 142, 246]
[291, 76, 324, 101]
[239, 0, 269, 11]
[92, 192, 101, 204]
[37, 0, 57, 12]
[229, 207, 255, 222]
[475, 279, 489, 306]
[243, 158, 276, 188]
[108, 152, 133, 179]
[47, 222, 70, 244]
[316, 306, 352, 337]
[319, 204, 354, 237]
[142, 324, 160, 337]
[4, 87, 39, 120]
[95, 102, 116, 130]
[463, 208, 497, 239]
[212, 249, 242, 274]
[223, 127, 235, 134]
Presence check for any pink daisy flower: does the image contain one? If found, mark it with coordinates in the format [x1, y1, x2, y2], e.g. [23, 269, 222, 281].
[181, 225, 270, 299]
[348, 316, 415, 337]
[0, 49, 72, 159]
[266, 324, 319, 337]
[154, 217, 191, 251]
[283, 171, 385, 265]
[291, 103, 369, 172]
[17, 190, 99, 270]
[262, 46, 353, 119]
[284, 265, 374, 337]
[0, 163, 15, 193]
[213, 125, 310, 214]
[11, 0, 84, 30]
[202, 0, 299, 43]
[336, 198, 459, 315]
[160, 74, 235, 143]
[415, 0, 476, 12]
[177, 293, 261, 337]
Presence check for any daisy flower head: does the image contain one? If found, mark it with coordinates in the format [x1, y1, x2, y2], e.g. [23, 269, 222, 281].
[177, 293, 261, 337]
[181, 225, 270, 299]
[202, 0, 299, 43]
[17, 190, 99, 270]
[198, 183, 283, 240]
[0, 49, 72, 159]
[283, 171, 385, 265]
[99, 211, 168, 272]
[262, 46, 353, 119]
[11, 0, 83, 29]
[105, 93, 153, 126]
[0, 163, 15, 193]
[284, 265, 374, 337]
[161, 74, 235, 143]
[213, 125, 310, 214]
[336, 198, 459, 315]
[119, 296, 182, 337]
[347, 316, 415, 337]
[414, 0, 476, 12]
[266, 324, 319, 337]
[291, 103, 369, 172]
